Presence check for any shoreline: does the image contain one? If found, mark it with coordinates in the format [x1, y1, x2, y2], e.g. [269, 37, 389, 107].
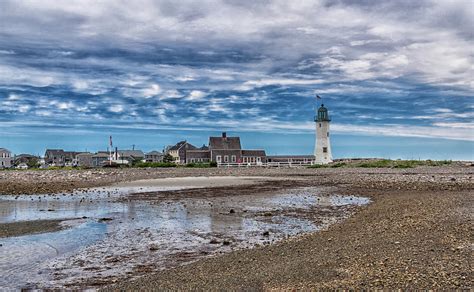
[0, 166, 472, 289]
[0, 165, 471, 195]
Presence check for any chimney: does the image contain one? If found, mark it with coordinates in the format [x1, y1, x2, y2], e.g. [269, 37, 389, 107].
[222, 132, 227, 138]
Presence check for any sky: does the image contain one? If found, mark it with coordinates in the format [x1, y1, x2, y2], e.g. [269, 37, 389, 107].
[0, 0, 473, 160]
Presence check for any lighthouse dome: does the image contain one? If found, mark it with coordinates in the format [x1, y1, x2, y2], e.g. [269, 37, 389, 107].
[316, 104, 331, 122]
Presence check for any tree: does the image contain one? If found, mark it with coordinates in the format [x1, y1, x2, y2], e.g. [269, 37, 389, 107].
[26, 158, 39, 168]
[163, 153, 174, 163]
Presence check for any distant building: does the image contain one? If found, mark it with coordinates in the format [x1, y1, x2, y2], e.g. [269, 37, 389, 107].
[145, 151, 163, 163]
[44, 149, 80, 166]
[209, 132, 242, 163]
[267, 155, 314, 164]
[166, 141, 197, 164]
[186, 150, 211, 163]
[64, 151, 81, 166]
[92, 152, 109, 167]
[14, 154, 39, 166]
[0, 148, 12, 168]
[241, 150, 267, 164]
[209, 132, 266, 165]
[76, 152, 93, 168]
[112, 149, 145, 164]
[184, 132, 267, 165]
[44, 149, 66, 166]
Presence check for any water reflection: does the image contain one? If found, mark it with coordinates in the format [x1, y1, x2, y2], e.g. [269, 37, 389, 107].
[0, 187, 370, 290]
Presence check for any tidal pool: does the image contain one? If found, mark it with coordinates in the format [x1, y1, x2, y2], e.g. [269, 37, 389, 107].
[0, 181, 369, 290]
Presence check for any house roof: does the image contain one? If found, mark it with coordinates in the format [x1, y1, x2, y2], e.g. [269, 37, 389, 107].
[15, 154, 36, 158]
[186, 150, 210, 158]
[92, 153, 109, 158]
[76, 152, 93, 157]
[168, 141, 197, 151]
[242, 150, 266, 157]
[0, 148, 11, 153]
[116, 150, 145, 157]
[64, 151, 81, 158]
[45, 149, 65, 156]
[267, 155, 315, 159]
[209, 136, 241, 150]
[168, 141, 186, 151]
[146, 151, 163, 155]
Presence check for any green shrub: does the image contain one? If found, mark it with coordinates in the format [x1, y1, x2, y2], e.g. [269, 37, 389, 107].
[355, 159, 393, 168]
[354, 159, 453, 169]
[210, 161, 218, 167]
[135, 162, 177, 168]
[330, 162, 347, 168]
[307, 164, 329, 168]
[185, 163, 212, 168]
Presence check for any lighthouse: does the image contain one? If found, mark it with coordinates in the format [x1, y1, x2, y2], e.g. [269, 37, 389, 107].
[314, 104, 333, 164]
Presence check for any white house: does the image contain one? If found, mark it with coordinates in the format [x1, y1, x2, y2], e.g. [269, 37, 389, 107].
[0, 148, 12, 168]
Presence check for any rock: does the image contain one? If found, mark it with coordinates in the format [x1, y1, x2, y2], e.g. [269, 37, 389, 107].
[222, 240, 231, 246]
[209, 239, 220, 244]
[98, 217, 113, 222]
[148, 243, 159, 251]
[229, 209, 235, 214]
[262, 231, 270, 236]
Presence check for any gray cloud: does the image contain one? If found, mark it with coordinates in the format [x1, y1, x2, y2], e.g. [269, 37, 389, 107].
[0, 0, 473, 143]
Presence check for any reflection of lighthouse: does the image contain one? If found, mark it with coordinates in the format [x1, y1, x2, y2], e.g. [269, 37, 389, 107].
[314, 104, 333, 164]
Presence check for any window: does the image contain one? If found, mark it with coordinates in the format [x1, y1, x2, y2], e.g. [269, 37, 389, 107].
[224, 155, 229, 162]
[319, 123, 321, 128]
[231, 155, 236, 162]
[323, 147, 327, 153]
[257, 157, 261, 163]
[327, 132, 330, 137]
[216, 155, 222, 163]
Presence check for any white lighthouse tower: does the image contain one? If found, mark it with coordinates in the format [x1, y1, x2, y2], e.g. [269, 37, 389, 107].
[314, 104, 333, 164]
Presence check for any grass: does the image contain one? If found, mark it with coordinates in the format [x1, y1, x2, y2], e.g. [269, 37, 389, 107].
[184, 163, 213, 168]
[308, 159, 453, 169]
[135, 162, 177, 168]
[0, 159, 455, 171]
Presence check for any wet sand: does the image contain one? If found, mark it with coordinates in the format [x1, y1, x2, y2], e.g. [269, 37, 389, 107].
[108, 188, 472, 290]
[105, 166, 472, 290]
[0, 166, 472, 289]
[111, 176, 274, 189]
[0, 219, 66, 238]
[0, 179, 367, 289]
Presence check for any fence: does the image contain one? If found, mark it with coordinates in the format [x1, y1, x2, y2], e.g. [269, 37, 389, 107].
[217, 161, 317, 168]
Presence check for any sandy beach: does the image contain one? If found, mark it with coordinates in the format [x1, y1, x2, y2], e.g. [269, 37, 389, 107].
[0, 166, 472, 289]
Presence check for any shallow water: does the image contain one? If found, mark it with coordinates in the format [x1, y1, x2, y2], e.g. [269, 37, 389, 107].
[0, 184, 369, 290]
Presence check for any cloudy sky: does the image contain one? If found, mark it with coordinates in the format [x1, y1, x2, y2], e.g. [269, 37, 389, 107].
[0, 0, 473, 159]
